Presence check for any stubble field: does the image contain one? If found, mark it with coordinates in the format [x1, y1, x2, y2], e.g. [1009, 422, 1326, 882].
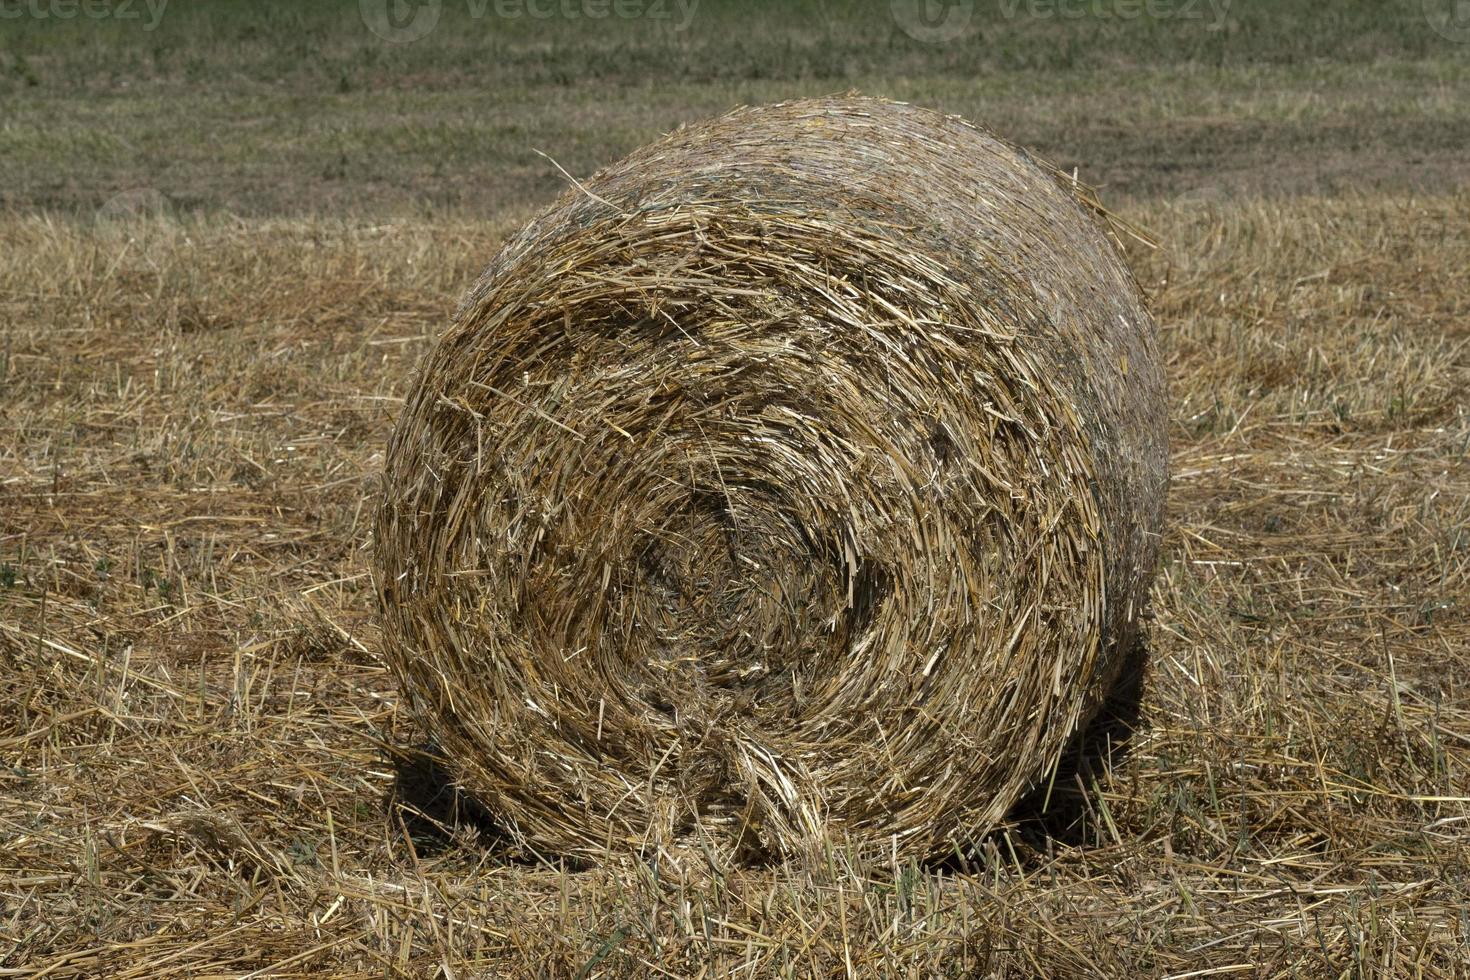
[2, 1, 1468, 976]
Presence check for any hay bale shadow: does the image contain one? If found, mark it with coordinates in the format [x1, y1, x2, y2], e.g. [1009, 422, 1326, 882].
[385, 743, 525, 860]
[927, 631, 1151, 873]
[1004, 631, 1150, 853]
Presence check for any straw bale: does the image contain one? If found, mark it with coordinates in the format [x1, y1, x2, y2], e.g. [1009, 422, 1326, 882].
[374, 96, 1168, 861]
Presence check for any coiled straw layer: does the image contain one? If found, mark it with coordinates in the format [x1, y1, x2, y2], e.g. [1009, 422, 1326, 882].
[375, 97, 1167, 862]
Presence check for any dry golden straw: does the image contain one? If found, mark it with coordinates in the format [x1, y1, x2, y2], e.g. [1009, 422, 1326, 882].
[374, 96, 1168, 863]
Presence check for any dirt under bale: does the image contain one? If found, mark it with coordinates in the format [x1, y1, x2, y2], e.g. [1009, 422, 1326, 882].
[373, 96, 1168, 864]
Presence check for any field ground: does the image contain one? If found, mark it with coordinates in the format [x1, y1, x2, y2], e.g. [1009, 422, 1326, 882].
[2, 1, 1470, 976]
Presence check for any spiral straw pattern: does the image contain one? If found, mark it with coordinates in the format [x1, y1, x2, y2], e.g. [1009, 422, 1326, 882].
[375, 97, 1168, 862]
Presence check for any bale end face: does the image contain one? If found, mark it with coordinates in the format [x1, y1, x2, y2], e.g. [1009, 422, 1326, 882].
[374, 96, 1168, 863]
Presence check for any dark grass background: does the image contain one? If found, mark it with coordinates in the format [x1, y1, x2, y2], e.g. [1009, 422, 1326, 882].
[3, 0, 1468, 216]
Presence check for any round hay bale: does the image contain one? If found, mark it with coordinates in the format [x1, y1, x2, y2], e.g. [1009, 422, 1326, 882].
[375, 96, 1168, 862]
